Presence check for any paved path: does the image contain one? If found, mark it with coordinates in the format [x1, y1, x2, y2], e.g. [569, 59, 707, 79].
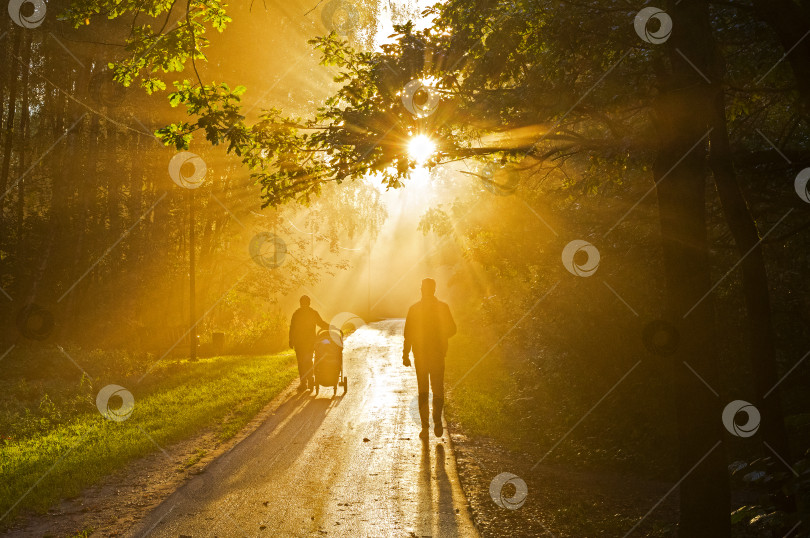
[132, 320, 478, 537]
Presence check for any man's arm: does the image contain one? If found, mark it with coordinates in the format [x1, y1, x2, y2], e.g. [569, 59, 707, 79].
[444, 304, 457, 339]
[314, 310, 330, 331]
[402, 307, 413, 367]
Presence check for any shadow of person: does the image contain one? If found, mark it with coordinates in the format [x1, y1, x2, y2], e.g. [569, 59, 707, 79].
[435, 443, 461, 536]
[416, 438, 433, 536]
[436, 443, 446, 478]
[169, 392, 336, 508]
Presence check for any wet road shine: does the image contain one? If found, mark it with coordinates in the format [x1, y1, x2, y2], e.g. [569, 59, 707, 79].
[133, 320, 479, 537]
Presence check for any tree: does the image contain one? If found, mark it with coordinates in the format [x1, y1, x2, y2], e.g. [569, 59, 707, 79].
[653, 3, 729, 533]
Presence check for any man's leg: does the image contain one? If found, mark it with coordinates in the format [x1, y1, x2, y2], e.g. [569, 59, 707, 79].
[430, 357, 446, 436]
[295, 347, 314, 389]
[414, 358, 430, 437]
[301, 346, 315, 389]
[294, 348, 307, 389]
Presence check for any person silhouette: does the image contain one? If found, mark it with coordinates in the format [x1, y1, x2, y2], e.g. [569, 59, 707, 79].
[289, 295, 330, 391]
[403, 278, 457, 439]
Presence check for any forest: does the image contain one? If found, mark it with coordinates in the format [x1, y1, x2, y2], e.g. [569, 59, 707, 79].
[1, 0, 810, 536]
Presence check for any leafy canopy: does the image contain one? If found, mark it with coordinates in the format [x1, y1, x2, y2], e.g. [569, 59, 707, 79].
[64, 0, 805, 208]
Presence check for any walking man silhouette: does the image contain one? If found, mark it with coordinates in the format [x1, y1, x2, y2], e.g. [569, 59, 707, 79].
[403, 278, 457, 440]
[289, 295, 330, 392]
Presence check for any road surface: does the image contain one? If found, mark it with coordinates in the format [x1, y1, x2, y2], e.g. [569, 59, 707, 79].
[132, 320, 478, 537]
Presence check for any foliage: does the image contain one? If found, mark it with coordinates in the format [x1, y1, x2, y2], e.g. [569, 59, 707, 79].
[728, 451, 810, 536]
[0, 0, 389, 350]
[62, 0, 232, 93]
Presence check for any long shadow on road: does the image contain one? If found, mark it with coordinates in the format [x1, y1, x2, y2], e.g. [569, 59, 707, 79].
[136, 390, 343, 537]
[416, 442, 463, 537]
[134, 321, 477, 537]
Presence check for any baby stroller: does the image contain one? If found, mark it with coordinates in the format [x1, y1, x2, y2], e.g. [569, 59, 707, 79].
[313, 329, 347, 395]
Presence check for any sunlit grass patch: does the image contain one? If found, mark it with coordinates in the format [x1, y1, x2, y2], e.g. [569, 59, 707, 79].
[0, 352, 296, 527]
[444, 332, 517, 441]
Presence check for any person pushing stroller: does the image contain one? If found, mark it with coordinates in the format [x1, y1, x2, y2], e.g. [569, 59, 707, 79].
[289, 295, 330, 392]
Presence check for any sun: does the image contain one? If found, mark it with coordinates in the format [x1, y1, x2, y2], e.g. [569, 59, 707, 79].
[407, 135, 436, 165]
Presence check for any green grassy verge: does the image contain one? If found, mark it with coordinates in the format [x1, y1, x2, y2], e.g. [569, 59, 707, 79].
[0, 352, 296, 527]
[444, 333, 516, 441]
[445, 328, 676, 476]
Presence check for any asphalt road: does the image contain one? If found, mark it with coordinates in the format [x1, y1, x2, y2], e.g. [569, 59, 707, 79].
[132, 320, 479, 537]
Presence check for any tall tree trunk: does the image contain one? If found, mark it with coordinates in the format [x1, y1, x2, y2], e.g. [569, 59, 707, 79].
[706, 49, 794, 470]
[655, 1, 730, 535]
[65, 111, 98, 321]
[107, 125, 121, 241]
[21, 86, 68, 314]
[0, 27, 22, 219]
[0, 18, 11, 154]
[15, 31, 32, 295]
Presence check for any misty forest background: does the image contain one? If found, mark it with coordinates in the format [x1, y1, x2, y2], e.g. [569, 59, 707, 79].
[1, 0, 810, 536]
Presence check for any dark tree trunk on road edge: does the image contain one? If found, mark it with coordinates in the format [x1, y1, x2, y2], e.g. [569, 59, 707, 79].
[706, 79, 794, 472]
[654, 1, 730, 535]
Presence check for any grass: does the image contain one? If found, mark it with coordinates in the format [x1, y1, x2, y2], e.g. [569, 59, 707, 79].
[0, 351, 297, 528]
[444, 332, 516, 441]
[182, 448, 208, 469]
[445, 326, 679, 477]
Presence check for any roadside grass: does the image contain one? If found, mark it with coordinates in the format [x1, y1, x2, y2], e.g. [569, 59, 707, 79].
[444, 333, 680, 537]
[444, 332, 516, 441]
[0, 351, 296, 528]
[445, 328, 677, 476]
[182, 448, 208, 469]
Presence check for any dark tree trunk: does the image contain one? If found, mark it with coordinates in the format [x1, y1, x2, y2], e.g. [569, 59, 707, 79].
[706, 52, 794, 469]
[654, 1, 730, 535]
[21, 87, 69, 313]
[0, 27, 22, 218]
[15, 31, 32, 293]
[129, 130, 145, 264]
[0, 18, 11, 151]
[107, 125, 121, 241]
